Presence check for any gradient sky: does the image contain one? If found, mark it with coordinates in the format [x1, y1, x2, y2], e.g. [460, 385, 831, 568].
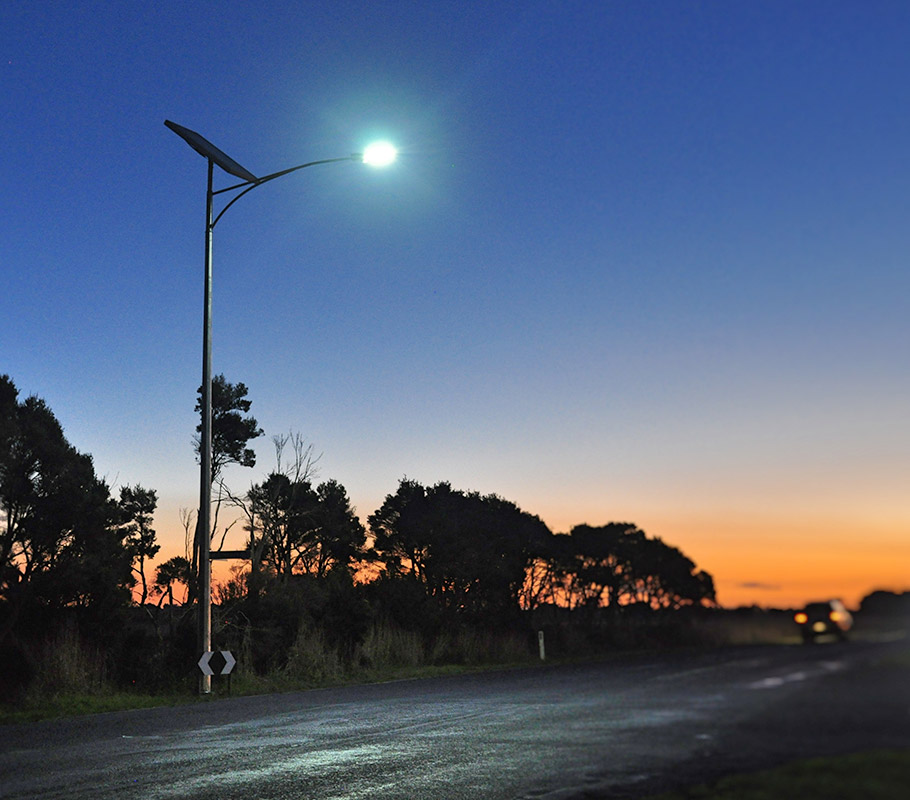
[3, 1, 908, 609]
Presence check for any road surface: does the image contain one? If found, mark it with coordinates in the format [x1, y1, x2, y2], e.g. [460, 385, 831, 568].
[1, 636, 907, 799]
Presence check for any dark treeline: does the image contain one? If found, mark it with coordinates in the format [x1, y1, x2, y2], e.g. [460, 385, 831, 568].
[2, 374, 716, 699]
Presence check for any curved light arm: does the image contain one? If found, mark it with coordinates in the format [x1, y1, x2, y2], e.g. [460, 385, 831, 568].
[211, 155, 363, 228]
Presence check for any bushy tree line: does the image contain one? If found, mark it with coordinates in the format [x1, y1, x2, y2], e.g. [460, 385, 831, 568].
[528, 523, 716, 613]
[1, 374, 716, 698]
[368, 479, 554, 621]
[0, 375, 160, 695]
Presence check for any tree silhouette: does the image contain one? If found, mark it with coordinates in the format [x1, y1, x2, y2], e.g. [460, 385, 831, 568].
[629, 536, 716, 609]
[1, 375, 133, 645]
[368, 478, 433, 581]
[368, 479, 552, 622]
[191, 375, 263, 590]
[566, 523, 645, 609]
[310, 479, 367, 577]
[247, 474, 365, 580]
[118, 485, 159, 605]
[152, 556, 193, 607]
[194, 374, 263, 482]
[548, 523, 715, 612]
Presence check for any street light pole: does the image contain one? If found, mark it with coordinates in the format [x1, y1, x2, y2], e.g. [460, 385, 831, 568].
[165, 120, 395, 694]
[199, 157, 214, 695]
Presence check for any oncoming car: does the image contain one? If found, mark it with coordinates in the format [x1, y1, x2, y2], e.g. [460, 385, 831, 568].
[794, 599, 853, 642]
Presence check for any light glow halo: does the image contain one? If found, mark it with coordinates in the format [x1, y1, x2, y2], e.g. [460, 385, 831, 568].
[362, 141, 397, 167]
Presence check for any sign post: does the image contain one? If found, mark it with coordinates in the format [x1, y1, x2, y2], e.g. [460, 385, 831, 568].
[198, 650, 237, 694]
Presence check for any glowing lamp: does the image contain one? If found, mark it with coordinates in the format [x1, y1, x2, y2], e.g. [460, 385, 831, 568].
[362, 141, 397, 167]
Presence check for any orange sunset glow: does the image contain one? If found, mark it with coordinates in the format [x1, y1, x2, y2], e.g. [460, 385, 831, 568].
[162, 495, 908, 613]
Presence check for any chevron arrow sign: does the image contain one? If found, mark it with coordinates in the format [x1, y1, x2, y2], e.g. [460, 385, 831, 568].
[198, 650, 237, 676]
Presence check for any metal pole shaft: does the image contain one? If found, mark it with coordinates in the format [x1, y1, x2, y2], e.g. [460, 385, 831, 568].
[199, 158, 214, 695]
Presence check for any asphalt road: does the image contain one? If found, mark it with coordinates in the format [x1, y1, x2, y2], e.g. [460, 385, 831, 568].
[1, 635, 908, 800]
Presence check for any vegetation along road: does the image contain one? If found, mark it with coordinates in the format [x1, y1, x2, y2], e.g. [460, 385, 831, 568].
[1, 636, 907, 799]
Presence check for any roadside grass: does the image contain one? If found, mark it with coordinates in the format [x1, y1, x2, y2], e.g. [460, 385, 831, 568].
[0, 691, 190, 725]
[5, 618, 905, 726]
[1, 626, 549, 725]
[641, 749, 910, 800]
[1, 619, 543, 724]
[684, 609, 798, 646]
[0, 659, 537, 725]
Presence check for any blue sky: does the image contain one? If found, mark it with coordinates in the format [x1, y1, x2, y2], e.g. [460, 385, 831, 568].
[2, 0, 908, 607]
